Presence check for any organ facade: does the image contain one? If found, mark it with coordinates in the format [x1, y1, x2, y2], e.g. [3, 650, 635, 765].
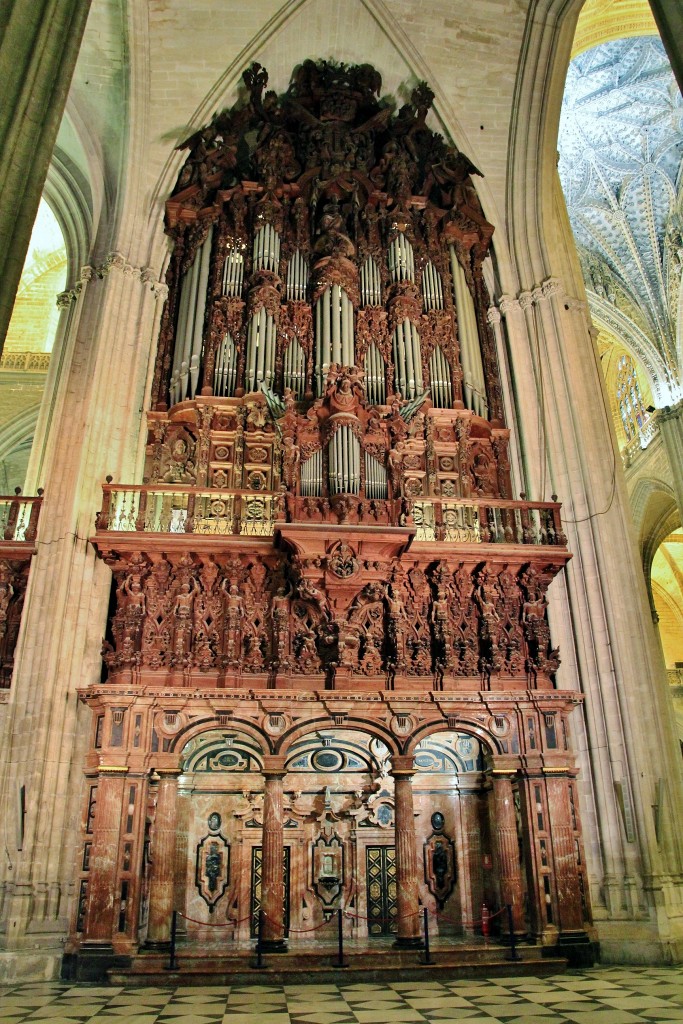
[70, 60, 593, 976]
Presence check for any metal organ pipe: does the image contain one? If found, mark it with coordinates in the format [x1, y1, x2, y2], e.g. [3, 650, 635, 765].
[360, 256, 382, 306]
[315, 286, 355, 394]
[253, 223, 282, 274]
[170, 226, 213, 405]
[422, 261, 444, 311]
[450, 246, 488, 418]
[222, 245, 244, 296]
[364, 343, 386, 406]
[388, 233, 415, 284]
[213, 333, 237, 397]
[428, 346, 453, 408]
[301, 449, 323, 497]
[286, 250, 308, 301]
[328, 421, 360, 495]
[364, 452, 387, 499]
[283, 338, 305, 398]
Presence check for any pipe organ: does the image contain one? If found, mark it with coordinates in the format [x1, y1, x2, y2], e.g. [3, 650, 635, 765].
[79, 64, 592, 978]
[449, 246, 488, 418]
[392, 318, 423, 399]
[154, 59, 509, 504]
[328, 421, 361, 495]
[170, 225, 213, 405]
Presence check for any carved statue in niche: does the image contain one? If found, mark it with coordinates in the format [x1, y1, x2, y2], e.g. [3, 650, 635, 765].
[519, 565, 560, 682]
[282, 436, 300, 491]
[495, 566, 524, 676]
[347, 582, 386, 675]
[221, 578, 244, 668]
[430, 562, 453, 679]
[193, 560, 222, 672]
[271, 580, 292, 669]
[474, 565, 502, 682]
[159, 428, 197, 484]
[172, 578, 196, 668]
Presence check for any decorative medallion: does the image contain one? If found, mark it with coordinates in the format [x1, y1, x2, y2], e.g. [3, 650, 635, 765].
[195, 828, 230, 912]
[424, 828, 456, 908]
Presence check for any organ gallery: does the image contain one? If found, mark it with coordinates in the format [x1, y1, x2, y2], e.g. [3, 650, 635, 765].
[66, 60, 594, 975]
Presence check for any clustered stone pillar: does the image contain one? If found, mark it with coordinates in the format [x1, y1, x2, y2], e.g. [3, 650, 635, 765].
[490, 772, 525, 936]
[658, 400, 683, 527]
[260, 756, 287, 951]
[146, 769, 180, 948]
[391, 755, 423, 948]
[0, 0, 92, 353]
[83, 767, 127, 945]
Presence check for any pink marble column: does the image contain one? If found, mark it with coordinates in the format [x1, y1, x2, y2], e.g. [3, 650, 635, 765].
[83, 768, 127, 943]
[459, 784, 484, 934]
[261, 756, 287, 951]
[392, 755, 423, 948]
[146, 770, 179, 946]
[490, 773, 525, 935]
[545, 775, 585, 933]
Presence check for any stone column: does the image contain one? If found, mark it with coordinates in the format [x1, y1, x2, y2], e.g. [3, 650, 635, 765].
[0, 0, 92, 353]
[658, 400, 683, 524]
[146, 769, 179, 947]
[260, 756, 287, 951]
[82, 767, 127, 944]
[648, 0, 683, 96]
[490, 773, 525, 935]
[458, 781, 484, 934]
[545, 775, 586, 936]
[391, 755, 423, 948]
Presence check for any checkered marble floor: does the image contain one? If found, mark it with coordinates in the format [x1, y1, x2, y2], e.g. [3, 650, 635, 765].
[2, 968, 683, 1024]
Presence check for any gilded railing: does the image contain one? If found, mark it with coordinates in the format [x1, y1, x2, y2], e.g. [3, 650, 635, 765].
[96, 483, 567, 547]
[0, 491, 43, 543]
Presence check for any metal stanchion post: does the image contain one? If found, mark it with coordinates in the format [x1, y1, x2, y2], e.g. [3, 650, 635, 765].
[335, 908, 349, 968]
[422, 907, 432, 965]
[165, 910, 178, 971]
[253, 909, 265, 969]
[507, 904, 519, 961]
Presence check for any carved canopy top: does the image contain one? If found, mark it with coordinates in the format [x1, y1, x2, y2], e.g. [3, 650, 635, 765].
[168, 59, 493, 255]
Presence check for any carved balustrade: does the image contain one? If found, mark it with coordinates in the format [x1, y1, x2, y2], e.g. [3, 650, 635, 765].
[95, 482, 566, 548]
[0, 491, 43, 689]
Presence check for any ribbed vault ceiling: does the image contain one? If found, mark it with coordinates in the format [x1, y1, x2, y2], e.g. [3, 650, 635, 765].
[559, 36, 683, 394]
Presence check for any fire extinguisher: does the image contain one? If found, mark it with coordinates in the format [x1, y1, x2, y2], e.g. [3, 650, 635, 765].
[481, 903, 490, 938]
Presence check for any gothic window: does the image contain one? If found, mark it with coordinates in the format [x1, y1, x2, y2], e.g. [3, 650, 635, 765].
[616, 354, 647, 440]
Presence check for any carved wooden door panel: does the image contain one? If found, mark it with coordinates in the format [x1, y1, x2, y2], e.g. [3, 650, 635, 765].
[250, 846, 290, 938]
[366, 845, 397, 936]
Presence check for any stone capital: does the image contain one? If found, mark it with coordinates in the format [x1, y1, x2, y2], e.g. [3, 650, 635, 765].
[391, 754, 415, 776]
[262, 754, 288, 776]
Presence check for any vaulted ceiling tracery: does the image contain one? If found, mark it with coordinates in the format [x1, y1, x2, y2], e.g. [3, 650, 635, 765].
[559, 36, 683, 402]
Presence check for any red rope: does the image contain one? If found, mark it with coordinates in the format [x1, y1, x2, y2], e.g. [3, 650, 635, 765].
[177, 909, 253, 927]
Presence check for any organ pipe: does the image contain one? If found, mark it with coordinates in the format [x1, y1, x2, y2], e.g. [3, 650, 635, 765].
[388, 233, 415, 283]
[246, 306, 276, 392]
[301, 449, 323, 497]
[328, 422, 360, 495]
[286, 250, 308, 301]
[360, 256, 382, 305]
[422, 261, 444, 311]
[222, 245, 244, 296]
[283, 338, 306, 398]
[364, 452, 387, 499]
[428, 345, 453, 408]
[364, 343, 386, 406]
[213, 332, 237, 397]
[170, 226, 213, 405]
[392, 318, 423, 399]
[449, 246, 488, 418]
[253, 223, 281, 274]
[314, 286, 355, 394]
